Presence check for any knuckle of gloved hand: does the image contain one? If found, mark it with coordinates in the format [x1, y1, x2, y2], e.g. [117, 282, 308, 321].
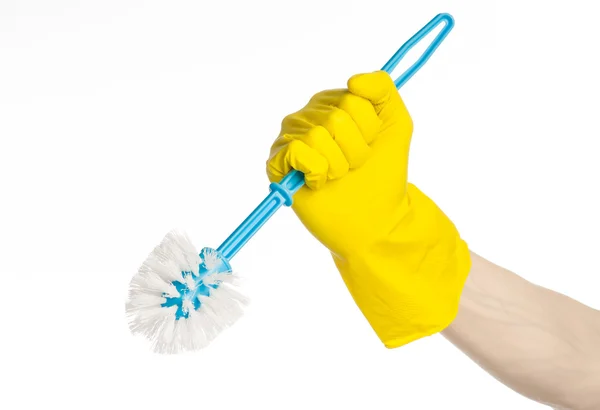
[309, 88, 342, 105]
[308, 89, 328, 103]
[325, 107, 350, 132]
[281, 112, 299, 130]
[288, 139, 328, 189]
[338, 91, 362, 111]
[304, 125, 328, 147]
[310, 126, 350, 179]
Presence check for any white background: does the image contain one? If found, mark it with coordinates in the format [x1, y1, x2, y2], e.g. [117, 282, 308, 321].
[1, 1, 598, 409]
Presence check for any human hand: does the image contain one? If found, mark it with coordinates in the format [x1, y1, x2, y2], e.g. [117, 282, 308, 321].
[267, 71, 470, 347]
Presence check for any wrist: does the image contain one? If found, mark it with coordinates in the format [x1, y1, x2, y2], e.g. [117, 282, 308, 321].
[332, 184, 471, 348]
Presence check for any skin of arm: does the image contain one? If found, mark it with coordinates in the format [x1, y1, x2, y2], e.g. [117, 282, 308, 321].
[442, 252, 600, 410]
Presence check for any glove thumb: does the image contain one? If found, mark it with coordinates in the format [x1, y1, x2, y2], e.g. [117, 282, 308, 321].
[347, 71, 401, 113]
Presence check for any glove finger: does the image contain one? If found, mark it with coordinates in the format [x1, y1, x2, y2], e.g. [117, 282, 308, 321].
[319, 106, 371, 169]
[312, 90, 382, 145]
[301, 125, 349, 180]
[267, 138, 329, 190]
[337, 92, 382, 145]
[279, 113, 350, 180]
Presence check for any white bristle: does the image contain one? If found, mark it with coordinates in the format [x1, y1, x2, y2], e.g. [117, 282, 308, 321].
[203, 248, 220, 270]
[125, 229, 249, 354]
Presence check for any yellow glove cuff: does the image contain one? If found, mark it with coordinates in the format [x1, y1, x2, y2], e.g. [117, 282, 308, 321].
[332, 184, 471, 348]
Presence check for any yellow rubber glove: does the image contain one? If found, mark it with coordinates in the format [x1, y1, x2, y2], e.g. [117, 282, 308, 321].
[267, 71, 471, 348]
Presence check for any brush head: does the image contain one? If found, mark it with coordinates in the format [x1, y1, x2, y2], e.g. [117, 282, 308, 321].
[126, 230, 249, 354]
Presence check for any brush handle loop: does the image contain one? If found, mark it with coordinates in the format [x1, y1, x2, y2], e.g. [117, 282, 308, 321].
[382, 13, 454, 89]
[288, 13, 455, 195]
[217, 13, 455, 261]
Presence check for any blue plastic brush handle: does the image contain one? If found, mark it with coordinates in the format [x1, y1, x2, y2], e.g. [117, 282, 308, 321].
[382, 13, 454, 88]
[217, 13, 455, 261]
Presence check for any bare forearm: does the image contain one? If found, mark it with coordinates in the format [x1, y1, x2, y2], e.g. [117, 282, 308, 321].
[442, 252, 600, 410]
